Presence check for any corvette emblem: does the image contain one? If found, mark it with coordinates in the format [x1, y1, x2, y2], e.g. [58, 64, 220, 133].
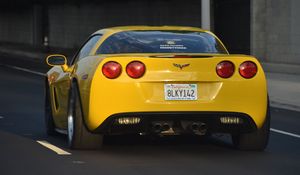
[173, 63, 190, 70]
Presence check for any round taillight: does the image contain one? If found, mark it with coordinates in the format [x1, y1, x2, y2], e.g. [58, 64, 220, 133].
[126, 61, 145, 78]
[239, 61, 257, 79]
[216, 61, 235, 78]
[102, 61, 122, 79]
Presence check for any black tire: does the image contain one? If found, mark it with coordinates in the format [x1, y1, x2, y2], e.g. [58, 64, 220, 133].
[231, 99, 270, 151]
[45, 82, 56, 136]
[67, 82, 103, 150]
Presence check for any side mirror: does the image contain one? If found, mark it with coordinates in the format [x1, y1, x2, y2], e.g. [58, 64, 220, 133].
[46, 54, 71, 72]
[46, 54, 67, 66]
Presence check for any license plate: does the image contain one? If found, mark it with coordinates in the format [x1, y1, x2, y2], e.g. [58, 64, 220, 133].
[164, 84, 197, 100]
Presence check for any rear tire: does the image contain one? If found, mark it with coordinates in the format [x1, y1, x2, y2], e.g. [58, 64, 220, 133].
[231, 99, 270, 151]
[67, 83, 103, 150]
[45, 83, 56, 136]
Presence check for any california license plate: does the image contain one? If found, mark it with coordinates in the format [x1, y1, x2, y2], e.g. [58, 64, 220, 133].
[164, 84, 198, 100]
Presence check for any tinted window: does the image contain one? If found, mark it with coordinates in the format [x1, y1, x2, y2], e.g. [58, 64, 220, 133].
[96, 31, 227, 54]
[77, 35, 101, 60]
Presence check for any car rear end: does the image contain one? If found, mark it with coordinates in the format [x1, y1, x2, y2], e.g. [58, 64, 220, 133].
[87, 54, 267, 136]
[85, 28, 268, 137]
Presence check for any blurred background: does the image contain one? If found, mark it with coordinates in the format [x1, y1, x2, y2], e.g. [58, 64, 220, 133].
[0, 0, 299, 74]
[0, 2, 300, 173]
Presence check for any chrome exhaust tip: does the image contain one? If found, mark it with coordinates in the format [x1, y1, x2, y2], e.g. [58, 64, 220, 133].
[162, 123, 171, 131]
[190, 122, 207, 135]
[191, 123, 200, 131]
[152, 123, 162, 133]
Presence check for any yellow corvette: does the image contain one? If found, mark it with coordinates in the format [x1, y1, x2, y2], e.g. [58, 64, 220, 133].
[45, 26, 270, 150]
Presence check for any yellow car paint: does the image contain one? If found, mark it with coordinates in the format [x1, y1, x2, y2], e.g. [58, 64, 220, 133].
[46, 26, 268, 133]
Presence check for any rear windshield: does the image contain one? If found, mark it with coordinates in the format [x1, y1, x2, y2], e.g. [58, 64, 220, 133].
[96, 31, 227, 54]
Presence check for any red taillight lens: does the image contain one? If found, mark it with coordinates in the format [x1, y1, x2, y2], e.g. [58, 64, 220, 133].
[216, 61, 235, 78]
[102, 61, 122, 79]
[126, 61, 145, 78]
[239, 61, 257, 78]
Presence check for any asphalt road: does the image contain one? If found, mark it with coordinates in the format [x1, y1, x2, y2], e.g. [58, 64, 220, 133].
[0, 66, 299, 175]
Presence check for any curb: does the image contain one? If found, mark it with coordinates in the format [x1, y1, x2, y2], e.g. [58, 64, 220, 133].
[262, 62, 300, 75]
[0, 48, 45, 62]
[270, 100, 300, 112]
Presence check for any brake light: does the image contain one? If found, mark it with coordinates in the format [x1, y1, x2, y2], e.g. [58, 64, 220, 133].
[239, 61, 257, 78]
[216, 61, 235, 78]
[102, 61, 122, 79]
[126, 61, 145, 78]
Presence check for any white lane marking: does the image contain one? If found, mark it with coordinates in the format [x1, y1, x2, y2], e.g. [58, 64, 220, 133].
[271, 128, 300, 139]
[37, 140, 71, 155]
[1, 64, 45, 76]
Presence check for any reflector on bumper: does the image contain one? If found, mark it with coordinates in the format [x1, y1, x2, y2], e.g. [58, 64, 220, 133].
[116, 117, 141, 125]
[220, 117, 243, 124]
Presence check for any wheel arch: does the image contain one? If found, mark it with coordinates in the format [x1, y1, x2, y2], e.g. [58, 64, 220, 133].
[69, 78, 93, 132]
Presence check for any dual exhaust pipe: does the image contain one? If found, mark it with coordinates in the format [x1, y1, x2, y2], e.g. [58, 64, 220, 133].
[190, 122, 207, 135]
[151, 122, 207, 135]
[152, 122, 171, 133]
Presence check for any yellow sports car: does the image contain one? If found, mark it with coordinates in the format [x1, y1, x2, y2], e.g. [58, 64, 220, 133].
[45, 26, 270, 150]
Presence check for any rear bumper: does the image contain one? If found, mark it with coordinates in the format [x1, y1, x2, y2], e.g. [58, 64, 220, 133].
[87, 57, 268, 131]
[93, 111, 257, 135]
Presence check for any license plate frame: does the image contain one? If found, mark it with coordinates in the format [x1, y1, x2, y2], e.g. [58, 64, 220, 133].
[164, 84, 198, 101]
